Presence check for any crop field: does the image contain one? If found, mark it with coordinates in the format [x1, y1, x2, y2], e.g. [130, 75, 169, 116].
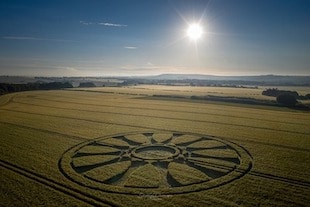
[1, 87, 310, 207]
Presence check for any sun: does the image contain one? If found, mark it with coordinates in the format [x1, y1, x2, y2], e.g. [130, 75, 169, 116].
[187, 23, 203, 41]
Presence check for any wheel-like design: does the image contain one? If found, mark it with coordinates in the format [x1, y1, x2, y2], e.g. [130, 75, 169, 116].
[60, 132, 252, 195]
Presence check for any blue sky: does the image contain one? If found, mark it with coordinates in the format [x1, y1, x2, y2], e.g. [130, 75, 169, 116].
[0, 0, 309, 76]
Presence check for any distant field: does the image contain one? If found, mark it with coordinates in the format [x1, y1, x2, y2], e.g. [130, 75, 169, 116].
[70, 85, 268, 99]
[70, 85, 310, 104]
[1, 87, 310, 206]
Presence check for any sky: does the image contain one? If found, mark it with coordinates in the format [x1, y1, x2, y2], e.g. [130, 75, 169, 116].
[0, 0, 309, 76]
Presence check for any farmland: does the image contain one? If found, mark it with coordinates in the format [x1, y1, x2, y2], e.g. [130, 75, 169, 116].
[1, 86, 310, 207]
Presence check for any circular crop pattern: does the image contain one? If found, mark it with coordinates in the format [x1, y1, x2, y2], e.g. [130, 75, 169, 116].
[60, 132, 252, 195]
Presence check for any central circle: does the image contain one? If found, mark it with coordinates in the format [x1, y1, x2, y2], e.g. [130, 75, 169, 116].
[132, 145, 179, 160]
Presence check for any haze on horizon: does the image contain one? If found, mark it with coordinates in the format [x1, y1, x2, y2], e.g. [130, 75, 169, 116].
[0, 0, 309, 77]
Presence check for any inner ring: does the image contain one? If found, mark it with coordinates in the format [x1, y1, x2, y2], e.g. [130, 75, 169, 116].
[131, 144, 180, 160]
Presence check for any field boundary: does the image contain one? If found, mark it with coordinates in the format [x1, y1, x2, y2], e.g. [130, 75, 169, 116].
[249, 171, 310, 188]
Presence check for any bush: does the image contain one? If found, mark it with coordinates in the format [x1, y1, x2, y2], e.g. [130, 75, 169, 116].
[276, 93, 297, 107]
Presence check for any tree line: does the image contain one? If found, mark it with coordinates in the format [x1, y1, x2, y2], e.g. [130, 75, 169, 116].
[0, 82, 73, 95]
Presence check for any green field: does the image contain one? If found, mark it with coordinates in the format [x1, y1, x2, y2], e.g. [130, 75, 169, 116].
[1, 87, 310, 207]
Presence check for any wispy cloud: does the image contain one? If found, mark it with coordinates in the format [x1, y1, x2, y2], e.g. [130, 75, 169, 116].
[2, 36, 77, 42]
[98, 22, 127, 27]
[124, 46, 138, 49]
[80, 21, 127, 27]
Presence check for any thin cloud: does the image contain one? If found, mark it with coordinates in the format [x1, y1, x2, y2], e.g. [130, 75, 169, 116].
[98, 22, 127, 27]
[124, 46, 138, 49]
[2, 36, 77, 42]
[3, 36, 37, 40]
[80, 21, 127, 27]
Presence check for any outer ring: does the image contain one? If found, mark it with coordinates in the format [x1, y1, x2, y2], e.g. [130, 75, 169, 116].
[59, 131, 252, 195]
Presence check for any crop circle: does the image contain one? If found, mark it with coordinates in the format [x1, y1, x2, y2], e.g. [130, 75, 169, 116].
[60, 131, 252, 195]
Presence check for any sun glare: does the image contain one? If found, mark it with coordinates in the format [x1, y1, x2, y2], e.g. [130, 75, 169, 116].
[187, 23, 203, 41]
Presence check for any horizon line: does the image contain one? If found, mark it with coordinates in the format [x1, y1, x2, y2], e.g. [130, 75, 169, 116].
[1, 73, 310, 78]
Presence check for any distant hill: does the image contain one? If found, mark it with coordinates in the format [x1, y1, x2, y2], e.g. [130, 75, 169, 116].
[135, 74, 310, 85]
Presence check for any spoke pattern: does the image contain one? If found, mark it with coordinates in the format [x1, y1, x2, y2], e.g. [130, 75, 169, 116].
[61, 132, 252, 194]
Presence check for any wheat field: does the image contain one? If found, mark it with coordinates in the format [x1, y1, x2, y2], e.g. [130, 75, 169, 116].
[1, 87, 309, 207]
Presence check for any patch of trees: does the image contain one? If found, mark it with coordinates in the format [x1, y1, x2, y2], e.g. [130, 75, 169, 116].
[78, 82, 96, 87]
[0, 82, 73, 95]
[262, 88, 310, 109]
[262, 88, 298, 97]
[262, 88, 310, 100]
